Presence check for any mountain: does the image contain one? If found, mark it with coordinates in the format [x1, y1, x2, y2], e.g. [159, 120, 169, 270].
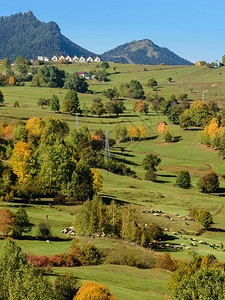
[101, 39, 193, 65]
[0, 11, 96, 61]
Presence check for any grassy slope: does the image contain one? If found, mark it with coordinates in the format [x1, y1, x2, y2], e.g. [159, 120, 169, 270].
[1, 62, 225, 298]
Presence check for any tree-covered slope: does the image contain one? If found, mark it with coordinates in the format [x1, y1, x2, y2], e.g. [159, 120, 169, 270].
[101, 39, 193, 65]
[0, 11, 96, 61]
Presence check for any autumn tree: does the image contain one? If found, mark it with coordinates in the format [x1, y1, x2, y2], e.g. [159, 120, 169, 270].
[133, 100, 149, 114]
[74, 281, 115, 300]
[91, 168, 103, 193]
[0, 209, 14, 236]
[138, 124, 147, 140]
[10, 141, 33, 183]
[8, 76, 15, 86]
[189, 101, 210, 126]
[127, 125, 139, 140]
[50, 94, 60, 112]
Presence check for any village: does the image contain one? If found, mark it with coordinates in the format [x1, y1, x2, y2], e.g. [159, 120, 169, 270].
[37, 54, 101, 63]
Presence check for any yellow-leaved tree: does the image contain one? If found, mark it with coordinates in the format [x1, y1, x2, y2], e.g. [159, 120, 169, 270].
[91, 168, 103, 193]
[74, 281, 115, 300]
[128, 124, 139, 140]
[9, 76, 15, 86]
[10, 141, 33, 183]
[138, 124, 147, 140]
[25, 117, 44, 141]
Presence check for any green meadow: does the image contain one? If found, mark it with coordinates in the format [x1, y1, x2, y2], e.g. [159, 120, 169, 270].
[1, 62, 225, 299]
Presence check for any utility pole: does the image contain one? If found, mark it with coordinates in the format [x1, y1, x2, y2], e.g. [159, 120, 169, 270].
[104, 130, 110, 159]
[202, 92, 205, 103]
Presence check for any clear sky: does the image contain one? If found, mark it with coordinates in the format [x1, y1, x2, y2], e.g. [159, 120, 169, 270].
[1, 0, 225, 62]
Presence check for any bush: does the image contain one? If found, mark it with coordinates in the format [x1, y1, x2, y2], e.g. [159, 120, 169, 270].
[156, 253, 177, 272]
[197, 209, 213, 230]
[82, 243, 101, 265]
[37, 222, 52, 239]
[197, 172, 219, 193]
[164, 130, 174, 142]
[74, 281, 115, 300]
[145, 169, 157, 182]
[176, 170, 191, 189]
[55, 274, 80, 300]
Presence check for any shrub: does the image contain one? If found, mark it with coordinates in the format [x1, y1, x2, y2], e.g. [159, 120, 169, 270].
[144, 169, 157, 182]
[197, 209, 213, 230]
[37, 222, 52, 239]
[164, 130, 174, 142]
[142, 154, 161, 171]
[82, 243, 101, 265]
[156, 253, 177, 272]
[55, 274, 80, 300]
[176, 170, 191, 189]
[197, 172, 219, 193]
[74, 281, 115, 300]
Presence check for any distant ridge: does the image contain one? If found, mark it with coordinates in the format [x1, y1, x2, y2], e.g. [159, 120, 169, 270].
[0, 11, 96, 61]
[101, 39, 193, 65]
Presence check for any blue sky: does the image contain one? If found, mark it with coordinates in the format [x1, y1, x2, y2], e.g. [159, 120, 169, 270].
[1, 0, 225, 62]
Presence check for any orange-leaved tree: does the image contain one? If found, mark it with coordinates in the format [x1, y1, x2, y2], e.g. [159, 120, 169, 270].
[10, 141, 33, 183]
[0, 208, 14, 236]
[9, 76, 15, 86]
[74, 281, 115, 300]
[2, 124, 14, 140]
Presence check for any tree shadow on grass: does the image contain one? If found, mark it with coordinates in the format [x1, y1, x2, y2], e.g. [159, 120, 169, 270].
[208, 227, 225, 233]
[100, 194, 129, 206]
[157, 174, 176, 178]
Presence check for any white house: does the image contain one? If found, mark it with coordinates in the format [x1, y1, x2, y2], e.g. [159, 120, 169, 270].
[51, 55, 59, 61]
[59, 55, 65, 61]
[38, 56, 49, 61]
[87, 56, 94, 63]
[79, 56, 86, 63]
[72, 55, 79, 62]
[94, 56, 101, 62]
[66, 55, 72, 62]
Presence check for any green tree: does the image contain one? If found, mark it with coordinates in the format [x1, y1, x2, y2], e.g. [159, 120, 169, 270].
[179, 109, 192, 129]
[120, 80, 144, 99]
[0, 90, 4, 104]
[50, 94, 60, 112]
[32, 65, 65, 88]
[111, 100, 126, 116]
[62, 90, 80, 114]
[101, 62, 110, 69]
[82, 243, 101, 265]
[222, 55, 225, 65]
[54, 274, 80, 300]
[1, 58, 11, 75]
[90, 102, 105, 117]
[197, 172, 220, 193]
[15, 56, 29, 74]
[146, 78, 158, 88]
[197, 209, 213, 230]
[189, 101, 210, 126]
[64, 73, 88, 93]
[102, 87, 118, 100]
[142, 154, 161, 171]
[114, 124, 128, 143]
[176, 170, 191, 189]
[12, 207, 33, 238]
[170, 268, 225, 300]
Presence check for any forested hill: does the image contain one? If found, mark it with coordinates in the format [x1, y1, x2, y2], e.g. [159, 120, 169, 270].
[0, 11, 96, 61]
[101, 39, 193, 65]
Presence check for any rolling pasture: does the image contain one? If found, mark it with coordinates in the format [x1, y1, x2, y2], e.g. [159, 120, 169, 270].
[1, 62, 225, 299]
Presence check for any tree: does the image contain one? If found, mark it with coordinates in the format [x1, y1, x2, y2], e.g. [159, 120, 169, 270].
[111, 100, 126, 116]
[50, 94, 60, 112]
[90, 102, 105, 117]
[10, 141, 33, 183]
[12, 207, 33, 238]
[176, 170, 191, 189]
[8, 76, 15, 86]
[62, 90, 80, 114]
[64, 73, 88, 93]
[127, 125, 139, 140]
[74, 281, 115, 300]
[1, 58, 11, 75]
[54, 274, 80, 300]
[167, 77, 172, 82]
[0, 209, 14, 236]
[101, 62, 110, 69]
[15, 56, 29, 74]
[179, 109, 192, 129]
[91, 168, 103, 193]
[102, 87, 118, 100]
[133, 100, 149, 115]
[120, 80, 144, 99]
[33, 65, 65, 88]
[138, 124, 147, 140]
[38, 222, 52, 238]
[197, 172, 220, 193]
[113, 124, 128, 143]
[0, 90, 4, 104]
[197, 209, 213, 230]
[146, 78, 158, 88]
[142, 154, 161, 171]
[82, 243, 101, 265]
[189, 101, 210, 126]
[170, 268, 225, 300]
[222, 55, 225, 65]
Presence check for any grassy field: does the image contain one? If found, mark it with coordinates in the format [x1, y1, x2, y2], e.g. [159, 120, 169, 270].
[1, 62, 225, 298]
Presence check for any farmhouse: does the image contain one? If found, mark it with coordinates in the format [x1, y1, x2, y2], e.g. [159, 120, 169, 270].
[87, 56, 94, 63]
[79, 56, 86, 63]
[66, 55, 72, 62]
[72, 55, 79, 62]
[76, 71, 88, 78]
[51, 55, 59, 61]
[37, 56, 49, 61]
[94, 56, 101, 62]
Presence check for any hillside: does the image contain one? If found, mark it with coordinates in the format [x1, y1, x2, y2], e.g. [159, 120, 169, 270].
[101, 39, 193, 65]
[0, 11, 96, 61]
